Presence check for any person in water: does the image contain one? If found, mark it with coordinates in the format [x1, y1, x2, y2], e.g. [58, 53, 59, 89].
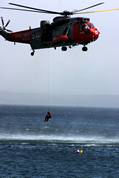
[44, 112, 52, 122]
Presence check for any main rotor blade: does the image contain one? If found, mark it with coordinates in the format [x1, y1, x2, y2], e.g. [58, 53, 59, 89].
[9, 2, 63, 15]
[76, 8, 119, 14]
[73, 2, 104, 13]
[0, 7, 45, 13]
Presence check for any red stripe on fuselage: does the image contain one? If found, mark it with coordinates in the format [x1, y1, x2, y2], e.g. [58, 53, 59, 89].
[10, 29, 32, 44]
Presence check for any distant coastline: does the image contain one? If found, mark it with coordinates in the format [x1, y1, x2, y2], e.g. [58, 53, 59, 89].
[0, 91, 119, 108]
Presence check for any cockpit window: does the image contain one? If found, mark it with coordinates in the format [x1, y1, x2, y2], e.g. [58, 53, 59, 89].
[80, 23, 89, 32]
[84, 24, 90, 30]
[79, 22, 94, 32]
[87, 23, 94, 28]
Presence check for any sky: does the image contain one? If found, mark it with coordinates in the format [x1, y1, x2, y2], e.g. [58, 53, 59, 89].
[0, 0, 119, 107]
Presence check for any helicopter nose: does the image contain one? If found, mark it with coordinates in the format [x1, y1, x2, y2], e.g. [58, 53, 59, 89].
[90, 28, 100, 41]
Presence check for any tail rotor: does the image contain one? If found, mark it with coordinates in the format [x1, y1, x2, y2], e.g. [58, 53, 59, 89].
[1, 17, 12, 32]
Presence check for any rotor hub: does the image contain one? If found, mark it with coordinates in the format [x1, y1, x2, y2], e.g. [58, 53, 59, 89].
[62, 11, 73, 16]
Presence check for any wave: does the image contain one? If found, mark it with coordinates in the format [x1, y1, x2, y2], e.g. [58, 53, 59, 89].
[0, 133, 119, 145]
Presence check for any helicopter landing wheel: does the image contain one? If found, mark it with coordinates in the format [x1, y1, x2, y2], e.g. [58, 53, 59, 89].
[82, 46, 88, 52]
[61, 46, 67, 51]
[31, 51, 35, 56]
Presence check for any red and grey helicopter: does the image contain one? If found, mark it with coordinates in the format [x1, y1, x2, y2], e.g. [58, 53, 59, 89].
[0, 2, 119, 55]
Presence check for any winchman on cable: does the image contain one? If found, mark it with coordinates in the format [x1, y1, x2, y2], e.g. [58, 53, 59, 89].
[44, 112, 52, 122]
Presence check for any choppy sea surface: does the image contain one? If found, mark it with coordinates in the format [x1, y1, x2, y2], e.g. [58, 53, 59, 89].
[0, 105, 119, 178]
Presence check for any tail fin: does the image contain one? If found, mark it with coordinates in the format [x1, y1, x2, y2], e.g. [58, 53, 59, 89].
[0, 27, 11, 40]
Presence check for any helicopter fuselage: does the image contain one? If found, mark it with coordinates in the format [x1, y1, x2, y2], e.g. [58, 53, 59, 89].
[0, 16, 100, 55]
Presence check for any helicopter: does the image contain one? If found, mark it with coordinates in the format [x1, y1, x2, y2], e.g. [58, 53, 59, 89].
[0, 2, 119, 56]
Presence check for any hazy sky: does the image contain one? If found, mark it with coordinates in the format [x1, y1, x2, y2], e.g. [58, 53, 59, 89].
[0, 0, 119, 106]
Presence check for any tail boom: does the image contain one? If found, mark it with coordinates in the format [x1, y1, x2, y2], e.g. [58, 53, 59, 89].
[0, 28, 32, 44]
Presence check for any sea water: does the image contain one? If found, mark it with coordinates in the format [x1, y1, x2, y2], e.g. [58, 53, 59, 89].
[0, 105, 119, 178]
